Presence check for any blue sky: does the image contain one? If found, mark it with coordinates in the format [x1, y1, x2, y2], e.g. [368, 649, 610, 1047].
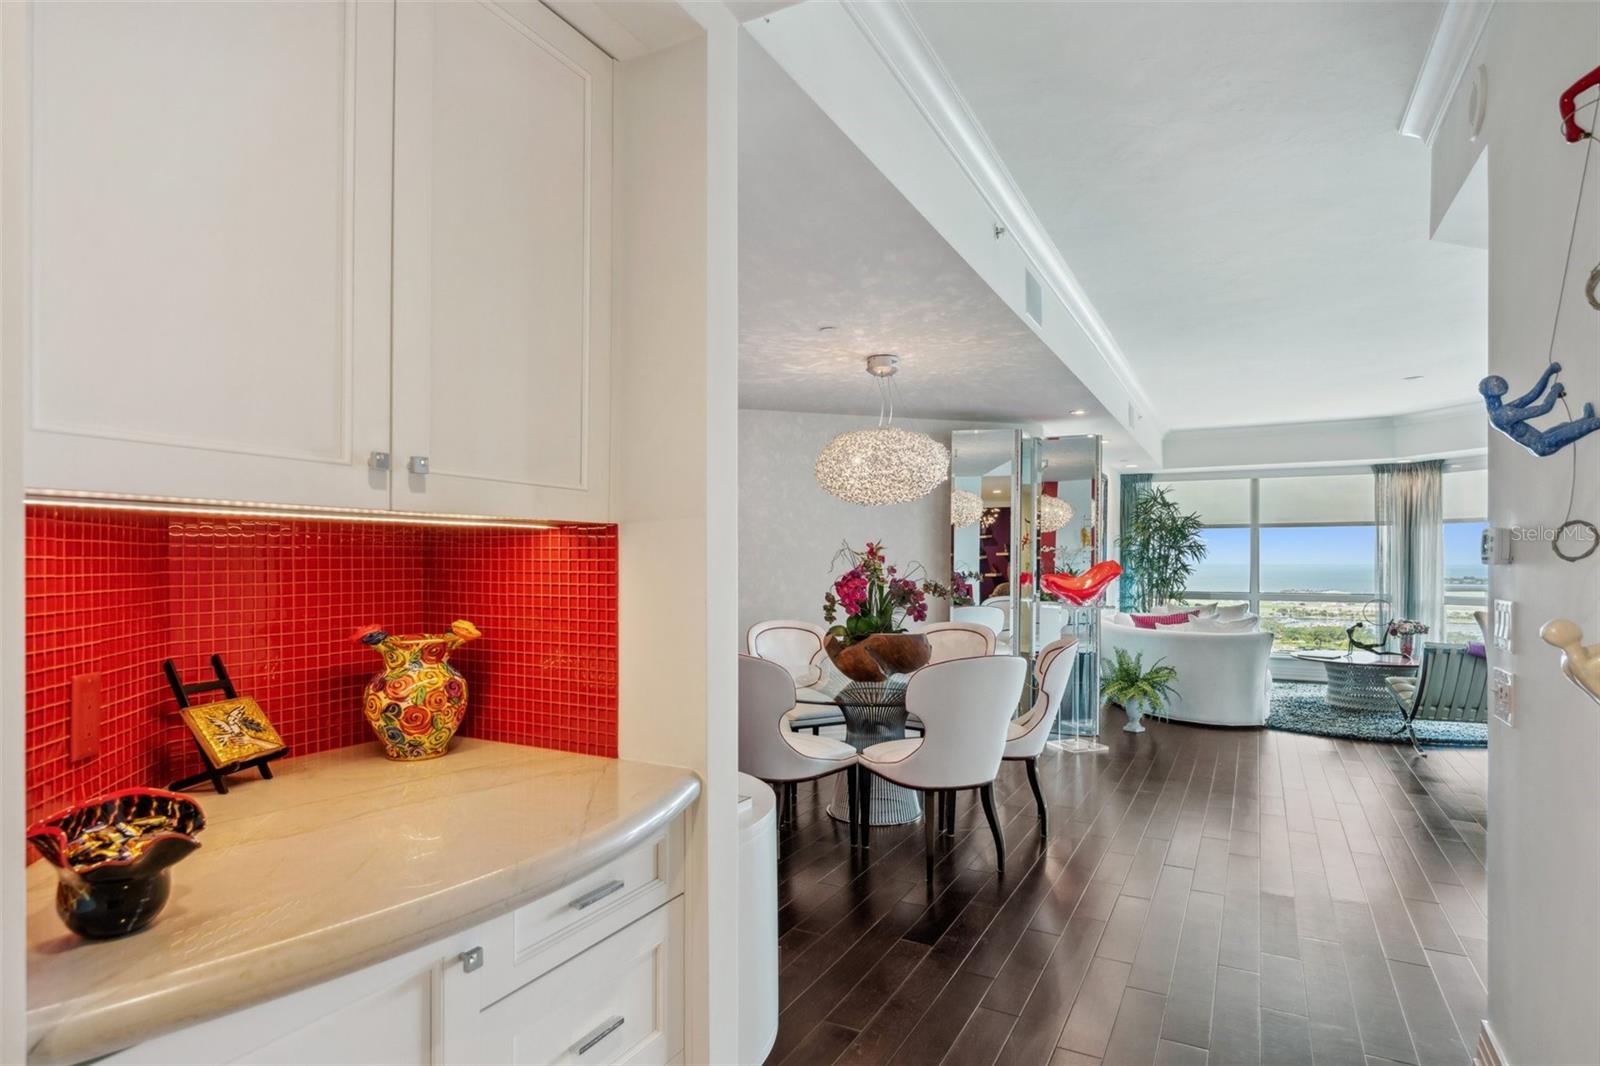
[1197, 523, 1486, 567]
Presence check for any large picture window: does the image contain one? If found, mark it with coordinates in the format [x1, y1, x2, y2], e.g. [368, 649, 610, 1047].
[1156, 464, 1486, 653]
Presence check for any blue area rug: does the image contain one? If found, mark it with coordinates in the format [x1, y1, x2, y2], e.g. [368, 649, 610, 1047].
[1266, 681, 1487, 748]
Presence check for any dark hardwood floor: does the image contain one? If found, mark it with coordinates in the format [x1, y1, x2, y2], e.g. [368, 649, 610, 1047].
[765, 717, 1488, 1066]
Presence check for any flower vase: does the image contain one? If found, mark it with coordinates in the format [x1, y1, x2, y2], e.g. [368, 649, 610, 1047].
[1400, 636, 1415, 659]
[1122, 700, 1147, 733]
[356, 620, 481, 760]
[825, 632, 932, 683]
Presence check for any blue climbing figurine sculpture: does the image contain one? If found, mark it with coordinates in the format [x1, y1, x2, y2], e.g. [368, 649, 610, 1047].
[1480, 362, 1600, 457]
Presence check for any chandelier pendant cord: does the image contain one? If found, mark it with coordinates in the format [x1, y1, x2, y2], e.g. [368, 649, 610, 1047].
[1546, 95, 1599, 526]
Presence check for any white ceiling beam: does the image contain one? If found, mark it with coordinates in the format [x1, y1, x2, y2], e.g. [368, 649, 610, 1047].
[1399, 0, 1496, 145]
[842, 0, 1162, 440]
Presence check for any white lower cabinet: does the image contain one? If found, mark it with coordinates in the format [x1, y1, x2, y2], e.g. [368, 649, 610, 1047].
[98, 822, 683, 1066]
[443, 899, 683, 1066]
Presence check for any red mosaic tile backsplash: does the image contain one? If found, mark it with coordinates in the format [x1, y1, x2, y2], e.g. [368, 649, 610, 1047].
[25, 506, 618, 831]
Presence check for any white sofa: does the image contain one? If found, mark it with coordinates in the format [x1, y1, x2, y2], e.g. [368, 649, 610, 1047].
[1100, 612, 1274, 727]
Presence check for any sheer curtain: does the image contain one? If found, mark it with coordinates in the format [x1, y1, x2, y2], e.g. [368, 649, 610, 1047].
[1374, 461, 1445, 635]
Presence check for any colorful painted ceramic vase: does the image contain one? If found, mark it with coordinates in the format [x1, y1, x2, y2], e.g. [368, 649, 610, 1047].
[356, 620, 481, 760]
[27, 788, 205, 939]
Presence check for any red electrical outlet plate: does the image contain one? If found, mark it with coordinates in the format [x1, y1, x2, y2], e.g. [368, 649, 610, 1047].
[70, 673, 101, 764]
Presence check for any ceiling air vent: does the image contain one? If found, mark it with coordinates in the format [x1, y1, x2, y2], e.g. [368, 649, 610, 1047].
[1024, 269, 1043, 325]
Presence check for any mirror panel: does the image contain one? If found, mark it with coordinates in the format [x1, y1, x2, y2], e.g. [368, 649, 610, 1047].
[1031, 435, 1104, 742]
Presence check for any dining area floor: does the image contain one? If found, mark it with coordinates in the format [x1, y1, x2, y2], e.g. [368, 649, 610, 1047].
[764, 718, 1489, 1066]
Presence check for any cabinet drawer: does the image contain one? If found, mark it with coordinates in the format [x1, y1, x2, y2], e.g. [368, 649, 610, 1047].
[478, 818, 683, 1004]
[460, 898, 684, 1065]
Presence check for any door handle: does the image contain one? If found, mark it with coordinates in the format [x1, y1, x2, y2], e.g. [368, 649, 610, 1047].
[568, 879, 625, 911]
[408, 455, 430, 475]
[573, 1016, 625, 1055]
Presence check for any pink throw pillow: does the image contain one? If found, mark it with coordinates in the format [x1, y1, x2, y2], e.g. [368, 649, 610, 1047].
[1131, 611, 1195, 629]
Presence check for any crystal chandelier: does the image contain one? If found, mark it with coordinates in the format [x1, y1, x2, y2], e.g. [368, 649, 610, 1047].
[950, 489, 983, 527]
[815, 355, 950, 506]
[1039, 495, 1075, 533]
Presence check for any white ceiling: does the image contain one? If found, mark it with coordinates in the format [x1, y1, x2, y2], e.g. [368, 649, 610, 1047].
[738, 32, 1108, 427]
[905, 0, 1487, 431]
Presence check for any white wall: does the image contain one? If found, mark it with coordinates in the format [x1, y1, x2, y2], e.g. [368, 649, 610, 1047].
[0, 6, 24, 1057]
[612, 9, 740, 1062]
[1432, 5, 1600, 1062]
[738, 409, 1030, 640]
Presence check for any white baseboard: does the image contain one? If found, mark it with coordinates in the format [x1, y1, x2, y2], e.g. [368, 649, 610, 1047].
[1476, 1021, 1507, 1066]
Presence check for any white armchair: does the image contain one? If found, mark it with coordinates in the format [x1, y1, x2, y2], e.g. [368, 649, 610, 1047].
[914, 621, 997, 663]
[951, 604, 1005, 636]
[1100, 613, 1273, 727]
[858, 655, 1027, 877]
[746, 619, 842, 734]
[738, 655, 859, 839]
[1003, 636, 1077, 835]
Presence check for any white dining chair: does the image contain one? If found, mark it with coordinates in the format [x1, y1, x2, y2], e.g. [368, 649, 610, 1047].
[915, 621, 997, 663]
[746, 619, 843, 735]
[951, 604, 1006, 636]
[739, 655, 859, 840]
[1036, 602, 1067, 644]
[1003, 636, 1078, 837]
[856, 655, 1027, 877]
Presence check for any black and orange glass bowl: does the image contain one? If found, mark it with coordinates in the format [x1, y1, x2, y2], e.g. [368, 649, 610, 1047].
[27, 788, 206, 939]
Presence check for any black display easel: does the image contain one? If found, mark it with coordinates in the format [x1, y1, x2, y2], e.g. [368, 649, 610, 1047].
[163, 655, 287, 794]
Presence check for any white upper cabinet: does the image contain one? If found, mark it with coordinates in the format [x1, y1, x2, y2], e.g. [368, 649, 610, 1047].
[16, 0, 613, 520]
[20, 1, 396, 508]
[390, 0, 612, 521]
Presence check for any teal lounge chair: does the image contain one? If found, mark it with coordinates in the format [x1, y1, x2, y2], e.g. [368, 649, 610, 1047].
[1384, 642, 1489, 754]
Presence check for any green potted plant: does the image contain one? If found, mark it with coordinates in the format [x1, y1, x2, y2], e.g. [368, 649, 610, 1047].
[1100, 648, 1179, 733]
[1118, 487, 1207, 611]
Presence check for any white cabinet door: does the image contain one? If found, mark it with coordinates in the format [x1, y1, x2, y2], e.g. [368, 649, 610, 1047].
[18, 1, 395, 508]
[391, 0, 612, 521]
[443, 900, 683, 1066]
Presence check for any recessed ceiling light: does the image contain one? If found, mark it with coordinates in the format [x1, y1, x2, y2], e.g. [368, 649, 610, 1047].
[1124, 463, 1139, 469]
[1070, 409, 1087, 416]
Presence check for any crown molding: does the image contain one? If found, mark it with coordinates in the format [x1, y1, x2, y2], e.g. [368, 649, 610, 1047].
[1399, 0, 1496, 145]
[840, 0, 1162, 436]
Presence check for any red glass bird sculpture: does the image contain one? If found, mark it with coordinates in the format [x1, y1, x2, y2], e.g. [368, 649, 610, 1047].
[1039, 560, 1123, 605]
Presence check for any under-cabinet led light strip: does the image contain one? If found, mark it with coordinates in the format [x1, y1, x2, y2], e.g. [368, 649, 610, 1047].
[22, 489, 597, 531]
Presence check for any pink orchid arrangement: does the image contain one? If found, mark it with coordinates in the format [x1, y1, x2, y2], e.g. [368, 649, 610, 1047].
[823, 541, 949, 644]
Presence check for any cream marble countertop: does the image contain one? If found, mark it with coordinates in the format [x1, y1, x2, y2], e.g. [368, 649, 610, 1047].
[25, 739, 701, 1065]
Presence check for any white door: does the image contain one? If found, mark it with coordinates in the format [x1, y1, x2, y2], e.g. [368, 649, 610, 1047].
[391, 0, 612, 521]
[16, 1, 395, 508]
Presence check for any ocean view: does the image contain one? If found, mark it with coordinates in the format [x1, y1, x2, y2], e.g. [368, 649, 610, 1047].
[1186, 563, 1487, 596]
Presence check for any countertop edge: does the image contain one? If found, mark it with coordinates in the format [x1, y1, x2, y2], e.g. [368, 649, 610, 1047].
[27, 767, 702, 1065]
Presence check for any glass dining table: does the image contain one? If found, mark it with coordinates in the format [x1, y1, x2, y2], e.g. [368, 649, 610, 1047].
[794, 674, 922, 826]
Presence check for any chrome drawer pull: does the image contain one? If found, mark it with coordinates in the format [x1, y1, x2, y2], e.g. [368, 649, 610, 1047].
[574, 1015, 625, 1055]
[569, 879, 625, 911]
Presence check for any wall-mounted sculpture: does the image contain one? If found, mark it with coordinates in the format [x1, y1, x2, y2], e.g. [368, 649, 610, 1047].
[1540, 618, 1600, 707]
[1480, 363, 1600, 457]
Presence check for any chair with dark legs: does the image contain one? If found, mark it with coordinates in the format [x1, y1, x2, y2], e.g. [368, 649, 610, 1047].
[856, 655, 1027, 878]
[738, 655, 859, 837]
[1002, 636, 1077, 836]
[1384, 642, 1489, 755]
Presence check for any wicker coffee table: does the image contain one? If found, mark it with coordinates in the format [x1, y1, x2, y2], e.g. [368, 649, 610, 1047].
[1292, 650, 1420, 712]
